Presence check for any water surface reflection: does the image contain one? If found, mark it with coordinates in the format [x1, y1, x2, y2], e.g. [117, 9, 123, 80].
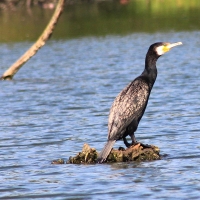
[1, 1, 200, 42]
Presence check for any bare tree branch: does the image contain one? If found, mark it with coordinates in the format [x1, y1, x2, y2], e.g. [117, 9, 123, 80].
[1, 0, 65, 80]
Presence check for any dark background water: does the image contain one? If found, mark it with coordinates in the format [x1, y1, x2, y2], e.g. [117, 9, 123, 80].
[1, 1, 200, 199]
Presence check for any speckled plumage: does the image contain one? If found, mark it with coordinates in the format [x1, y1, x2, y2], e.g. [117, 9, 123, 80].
[97, 42, 182, 163]
[108, 78, 150, 141]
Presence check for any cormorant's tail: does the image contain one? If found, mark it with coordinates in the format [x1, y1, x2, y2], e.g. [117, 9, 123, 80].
[97, 140, 116, 163]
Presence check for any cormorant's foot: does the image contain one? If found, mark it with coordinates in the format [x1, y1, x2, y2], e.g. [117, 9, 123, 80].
[118, 146, 125, 151]
[131, 142, 152, 148]
[138, 142, 152, 148]
[130, 141, 139, 147]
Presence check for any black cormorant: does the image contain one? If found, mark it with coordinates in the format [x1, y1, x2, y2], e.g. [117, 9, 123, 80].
[97, 42, 182, 163]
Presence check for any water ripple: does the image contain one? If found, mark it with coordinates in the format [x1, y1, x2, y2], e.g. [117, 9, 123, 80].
[0, 31, 200, 199]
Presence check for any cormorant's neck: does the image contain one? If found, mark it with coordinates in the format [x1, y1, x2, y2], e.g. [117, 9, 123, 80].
[142, 52, 160, 89]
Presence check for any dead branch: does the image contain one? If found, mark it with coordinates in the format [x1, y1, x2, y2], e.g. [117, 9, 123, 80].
[1, 0, 65, 80]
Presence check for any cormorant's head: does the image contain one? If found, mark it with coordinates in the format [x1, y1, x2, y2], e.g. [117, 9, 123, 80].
[151, 42, 182, 56]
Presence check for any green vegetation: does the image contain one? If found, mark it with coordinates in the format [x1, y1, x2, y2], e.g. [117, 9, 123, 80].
[1, 0, 200, 42]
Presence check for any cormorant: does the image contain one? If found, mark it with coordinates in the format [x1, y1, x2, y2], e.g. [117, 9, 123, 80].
[97, 42, 182, 163]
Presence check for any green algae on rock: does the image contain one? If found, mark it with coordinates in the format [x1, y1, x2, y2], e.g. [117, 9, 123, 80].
[66, 143, 160, 164]
[67, 143, 98, 164]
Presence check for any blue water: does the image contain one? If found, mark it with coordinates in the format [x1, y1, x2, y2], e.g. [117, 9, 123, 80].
[0, 31, 200, 199]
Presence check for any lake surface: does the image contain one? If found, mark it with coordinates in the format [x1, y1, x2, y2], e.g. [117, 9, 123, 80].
[1, 1, 200, 198]
[0, 31, 200, 199]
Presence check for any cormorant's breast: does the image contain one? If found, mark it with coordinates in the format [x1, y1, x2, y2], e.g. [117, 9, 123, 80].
[108, 76, 150, 140]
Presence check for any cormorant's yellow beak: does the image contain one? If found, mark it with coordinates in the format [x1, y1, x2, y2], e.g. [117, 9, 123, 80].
[156, 42, 182, 56]
[163, 42, 183, 53]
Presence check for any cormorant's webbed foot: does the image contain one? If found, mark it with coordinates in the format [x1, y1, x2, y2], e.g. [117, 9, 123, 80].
[133, 142, 152, 148]
[123, 136, 152, 149]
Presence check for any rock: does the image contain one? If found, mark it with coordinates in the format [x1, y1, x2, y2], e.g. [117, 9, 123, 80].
[51, 158, 65, 164]
[65, 143, 160, 164]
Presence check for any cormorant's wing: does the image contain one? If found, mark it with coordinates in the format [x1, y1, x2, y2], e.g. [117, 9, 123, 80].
[108, 78, 150, 140]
